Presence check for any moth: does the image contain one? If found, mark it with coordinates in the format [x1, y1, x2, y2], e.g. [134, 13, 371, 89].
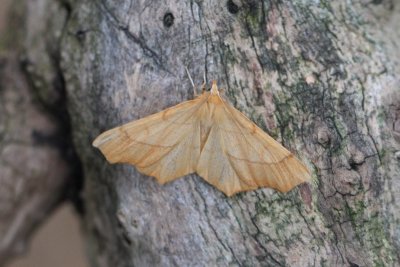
[93, 81, 310, 196]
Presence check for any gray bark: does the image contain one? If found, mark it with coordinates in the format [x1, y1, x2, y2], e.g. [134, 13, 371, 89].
[1, 0, 400, 266]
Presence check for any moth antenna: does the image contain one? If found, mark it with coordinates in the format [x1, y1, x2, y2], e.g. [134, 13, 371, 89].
[201, 82, 206, 93]
[199, 69, 208, 93]
[185, 67, 197, 96]
[203, 70, 207, 87]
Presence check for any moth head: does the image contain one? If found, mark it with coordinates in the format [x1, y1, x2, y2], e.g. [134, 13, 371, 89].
[210, 80, 219, 95]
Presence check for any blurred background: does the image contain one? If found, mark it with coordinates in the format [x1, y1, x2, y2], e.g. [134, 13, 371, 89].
[7, 205, 88, 267]
[1, 1, 88, 266]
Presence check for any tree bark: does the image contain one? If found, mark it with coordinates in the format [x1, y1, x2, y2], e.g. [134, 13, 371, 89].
[1, 0, 400, 266]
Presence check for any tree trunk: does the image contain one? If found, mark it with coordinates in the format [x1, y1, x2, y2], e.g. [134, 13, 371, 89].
[1, 0, 400, 266]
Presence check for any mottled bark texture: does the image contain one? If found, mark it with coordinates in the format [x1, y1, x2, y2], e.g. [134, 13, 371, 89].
[2, 0, 400, 266]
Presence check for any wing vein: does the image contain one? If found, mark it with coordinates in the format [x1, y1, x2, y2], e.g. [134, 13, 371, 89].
[221, 103, 273, 164]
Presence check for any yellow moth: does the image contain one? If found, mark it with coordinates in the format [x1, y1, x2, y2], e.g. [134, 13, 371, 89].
[93, 81, 311, 196]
